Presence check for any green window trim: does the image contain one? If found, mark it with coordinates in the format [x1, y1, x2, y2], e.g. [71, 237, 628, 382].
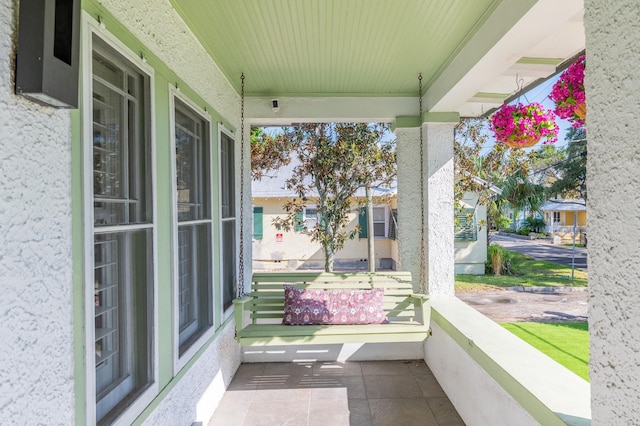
[253, 206, 263, 239]
[455, 208, 478, 241]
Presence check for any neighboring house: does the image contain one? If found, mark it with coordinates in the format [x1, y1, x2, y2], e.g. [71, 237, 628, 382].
[253, 168, 491, 274]
[455, 192, 489, 275]
[541, 198, 587, 243]
[252, 161, 399, 270]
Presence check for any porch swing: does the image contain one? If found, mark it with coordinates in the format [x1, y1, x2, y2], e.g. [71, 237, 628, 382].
[232, 74, 430, 347]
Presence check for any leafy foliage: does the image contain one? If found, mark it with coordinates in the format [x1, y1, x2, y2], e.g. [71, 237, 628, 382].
[546, 127, 587, 201]
[251, 123, 396, 271]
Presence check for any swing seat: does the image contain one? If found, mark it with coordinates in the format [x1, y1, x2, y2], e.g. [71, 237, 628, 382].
[233, 272, 430, 346]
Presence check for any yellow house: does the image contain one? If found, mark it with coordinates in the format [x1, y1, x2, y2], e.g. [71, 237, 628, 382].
[541, 198, 587, 243]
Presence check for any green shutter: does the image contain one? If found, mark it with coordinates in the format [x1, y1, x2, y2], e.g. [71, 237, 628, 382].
[455, 208, 477, 241]
[294, 211, 304, 232]
[253, 206, 263, 239]
[358, 207, 368, 238]
[389, 209, 398, 240]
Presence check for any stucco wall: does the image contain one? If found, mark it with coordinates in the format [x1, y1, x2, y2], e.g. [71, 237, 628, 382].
[141, 325, 240, 425]
[585, 0, 640, 422]
[252, 198, 394, 270]
[0, 0, 75, 423]
[396, 122, 456, 295]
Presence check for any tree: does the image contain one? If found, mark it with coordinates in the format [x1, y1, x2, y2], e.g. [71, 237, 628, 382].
[251, 123, 396, 272]
[454, 118, 530, 232]
[545, 126, 586, 202]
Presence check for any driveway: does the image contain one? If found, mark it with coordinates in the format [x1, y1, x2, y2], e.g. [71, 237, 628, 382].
[491, 233, 587, 271]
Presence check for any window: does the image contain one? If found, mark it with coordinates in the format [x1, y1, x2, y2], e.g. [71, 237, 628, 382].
[90, 36, 154, 423]
[455, 208, 477, 241]
[303, 205, 318, 230]
[172, 96, 213, 356]
[388, 209, 398, 240]
[358, 205, 389, 238]
[220, 130, 236, 311]
[372, 206, 388, 238]
[553, 212, 561, 223]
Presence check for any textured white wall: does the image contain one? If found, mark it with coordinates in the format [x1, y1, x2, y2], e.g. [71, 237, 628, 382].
[0, 0, 75, 423]
[585, 0, 640, 422]
[142, 325, 240, 425]
[396, 124, 455, 295]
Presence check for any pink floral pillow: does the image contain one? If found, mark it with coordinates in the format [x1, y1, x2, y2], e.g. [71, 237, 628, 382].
[282, 286, 387, 325]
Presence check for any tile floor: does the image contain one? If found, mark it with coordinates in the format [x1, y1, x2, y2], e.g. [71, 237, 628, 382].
[209, 360, 465, 426]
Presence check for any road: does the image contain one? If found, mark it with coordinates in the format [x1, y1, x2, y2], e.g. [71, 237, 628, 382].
[491, 233, 587, 271]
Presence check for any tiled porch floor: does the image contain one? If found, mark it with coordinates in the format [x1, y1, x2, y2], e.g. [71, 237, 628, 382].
[209, 360, 465, 426]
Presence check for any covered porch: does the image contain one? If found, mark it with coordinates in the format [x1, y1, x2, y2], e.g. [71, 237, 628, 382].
[3, 0, 638, 425]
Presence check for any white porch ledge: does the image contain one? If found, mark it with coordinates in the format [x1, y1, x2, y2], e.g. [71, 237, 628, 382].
[426, 297, 591, 426]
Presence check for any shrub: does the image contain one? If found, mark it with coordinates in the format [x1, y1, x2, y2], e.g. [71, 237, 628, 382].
[486, 244, 515, 276]
[524, 217, 546, 233]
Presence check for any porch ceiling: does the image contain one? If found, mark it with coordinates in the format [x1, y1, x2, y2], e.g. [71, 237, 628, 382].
[170, 0, 584, 117]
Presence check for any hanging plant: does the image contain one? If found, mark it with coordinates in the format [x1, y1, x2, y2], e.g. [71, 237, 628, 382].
[489, 102, 559, 148]
[549, 55, 586, 128]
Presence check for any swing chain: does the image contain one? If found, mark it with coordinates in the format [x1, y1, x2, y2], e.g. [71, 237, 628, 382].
[418, 73, 427, 294]
[237, 73, 246, 298]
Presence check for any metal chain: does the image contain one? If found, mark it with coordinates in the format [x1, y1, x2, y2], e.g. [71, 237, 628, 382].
[237, 73, 245, 298]
[418, 73, 427, 294]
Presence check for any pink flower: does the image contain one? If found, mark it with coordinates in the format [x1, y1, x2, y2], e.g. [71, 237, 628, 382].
[489, 102, 559, 147]
[549, 55, 586, 127]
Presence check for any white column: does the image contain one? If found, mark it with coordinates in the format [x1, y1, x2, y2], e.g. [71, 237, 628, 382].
[395, 126, 422, 291]
[424, 120, 456, 296]
[395, 115, 457, 296]
[586, 0, 640, 422]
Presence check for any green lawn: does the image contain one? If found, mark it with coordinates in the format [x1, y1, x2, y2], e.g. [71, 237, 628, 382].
[455, 250, 588, 292]
[501, 322, 589, 381]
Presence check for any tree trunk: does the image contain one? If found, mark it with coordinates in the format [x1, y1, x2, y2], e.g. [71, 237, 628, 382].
[366, 185, 375, 272]
[325, 252, 334, 272]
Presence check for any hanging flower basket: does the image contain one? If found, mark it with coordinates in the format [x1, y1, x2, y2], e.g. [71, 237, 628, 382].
[489, 102, 559, 148]
[549, 55, 586, 127]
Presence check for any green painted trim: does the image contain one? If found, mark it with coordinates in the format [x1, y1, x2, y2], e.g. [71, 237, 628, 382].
[422, 112, 460, 123]
[517, 56, 564, 65]
[248, 91, 418, 98]
[473, 91, 510, 99]
[394, 116, 421, 128]
[131, 317, 236, 426]
[394, 112, 460, 129]
[430, 306, 582, 426]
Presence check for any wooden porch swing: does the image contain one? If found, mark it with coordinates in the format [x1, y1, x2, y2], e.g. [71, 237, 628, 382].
[233, 74, 430, 347]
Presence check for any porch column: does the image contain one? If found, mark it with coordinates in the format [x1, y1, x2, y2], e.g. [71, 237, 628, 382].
[586, 0, 640, 423]
[395, 113, 458, 296]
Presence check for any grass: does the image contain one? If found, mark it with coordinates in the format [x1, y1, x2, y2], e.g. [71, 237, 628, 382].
[500, 322, 589, 381]
[562, 243, 586, 248]
[455, 250, 588, 292]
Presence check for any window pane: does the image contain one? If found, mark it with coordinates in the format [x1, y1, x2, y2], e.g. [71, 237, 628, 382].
[177, 223, 213, 353]
[222, 220, 236, 310]
[220, 133, 235, 219]
[175, 100, 210, 222]
[373, 207, 386, 221]
[92, 46, 151, 227]
[94, 229, 153, 421]
[373, 222, 386, 237]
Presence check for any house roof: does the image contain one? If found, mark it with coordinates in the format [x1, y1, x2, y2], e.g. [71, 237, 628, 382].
[541, 199, 586, 212]
[170, 1, 585, 119]
[252, 159, 397, 199]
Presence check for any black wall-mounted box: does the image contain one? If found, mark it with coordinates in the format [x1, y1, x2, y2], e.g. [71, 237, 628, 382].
[15, 0, 80, 108]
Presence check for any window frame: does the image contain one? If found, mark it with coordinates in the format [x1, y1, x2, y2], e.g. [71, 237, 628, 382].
[302, 204, 319, 231]
[372, 205, 389, 239]
[169, 86, 215, 372]
[218, 125, 237, 320]
[81, 13, 159, 426]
